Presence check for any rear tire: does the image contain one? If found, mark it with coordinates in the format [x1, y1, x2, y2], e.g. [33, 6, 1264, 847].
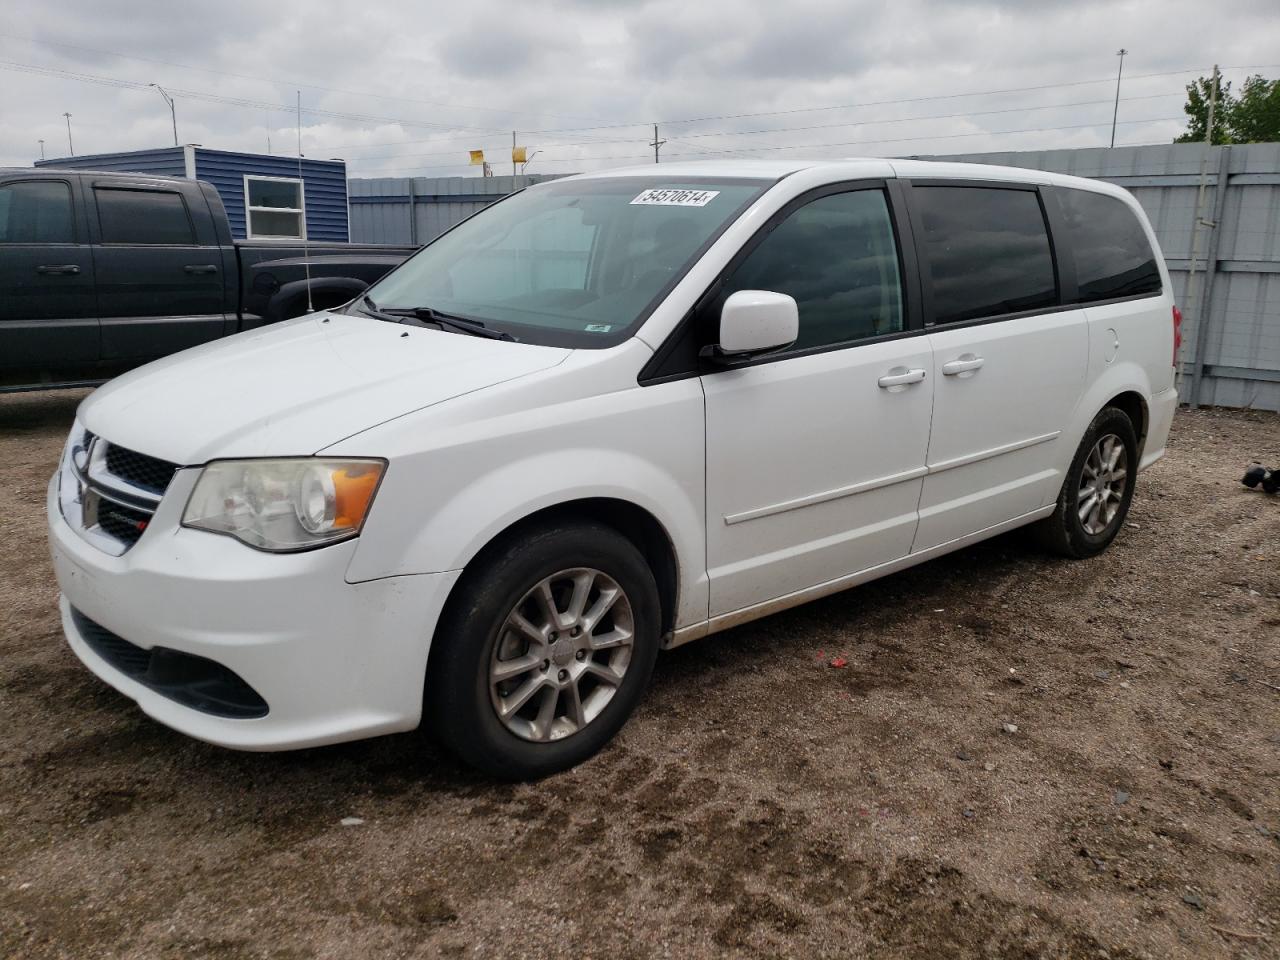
[425, 522, 661, 780]
[1033, 406, 1138, 559]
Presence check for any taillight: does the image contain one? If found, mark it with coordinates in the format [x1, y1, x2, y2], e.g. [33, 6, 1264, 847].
[1172, 305, 1182, 367]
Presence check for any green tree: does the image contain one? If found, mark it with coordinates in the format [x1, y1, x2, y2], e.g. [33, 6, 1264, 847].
[1175, 74, 1280, 144]
[1174, 76, 1233, 144]
[1228, 74, 1280, 143]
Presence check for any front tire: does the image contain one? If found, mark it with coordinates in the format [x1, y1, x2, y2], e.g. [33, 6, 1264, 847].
[426, 522, 661, 780]
[1033, 406, 1138, 559]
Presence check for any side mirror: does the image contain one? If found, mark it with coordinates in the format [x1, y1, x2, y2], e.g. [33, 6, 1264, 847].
[709, 290, 799, 363]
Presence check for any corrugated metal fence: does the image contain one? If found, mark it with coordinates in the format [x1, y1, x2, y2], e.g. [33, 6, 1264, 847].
[348, 174, 565, 247]
[930, 143, 1280, 410]
[350, 146, 1279, 409]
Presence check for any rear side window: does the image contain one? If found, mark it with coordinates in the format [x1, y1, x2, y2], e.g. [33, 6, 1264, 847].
[915, 186, 1056, 325]
[95, 188, 195, 245]
[724, 189, 904, 350]
[1058, 188, 1162, 302]
[0, 180, 75, 243]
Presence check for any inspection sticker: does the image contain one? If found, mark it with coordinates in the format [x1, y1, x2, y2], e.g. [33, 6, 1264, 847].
[630, 188, 720, 206]
[584, 323, 613, 333]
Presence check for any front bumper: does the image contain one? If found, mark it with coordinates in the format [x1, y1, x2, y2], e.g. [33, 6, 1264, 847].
[48, 471, 460, 751]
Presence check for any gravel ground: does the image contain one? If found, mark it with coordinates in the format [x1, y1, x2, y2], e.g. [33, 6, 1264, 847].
[1, 389, 1278, 960]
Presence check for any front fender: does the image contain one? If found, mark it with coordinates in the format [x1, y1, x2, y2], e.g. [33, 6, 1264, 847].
[340, 376, 709, 630]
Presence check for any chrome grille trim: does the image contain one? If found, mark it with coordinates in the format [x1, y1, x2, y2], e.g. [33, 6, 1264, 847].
[58, 426, 177, 555]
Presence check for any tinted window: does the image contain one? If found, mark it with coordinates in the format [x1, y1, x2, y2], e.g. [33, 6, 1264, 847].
[95, 188, 194, 245]
[724, 190, 904, 350]
[0, 180, 75, 243]
[1058, 188, 1161, 302]
[916, 186, 1056, 324]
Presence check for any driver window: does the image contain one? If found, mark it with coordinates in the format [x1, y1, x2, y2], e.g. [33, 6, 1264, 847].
[724, 189, 904, 351]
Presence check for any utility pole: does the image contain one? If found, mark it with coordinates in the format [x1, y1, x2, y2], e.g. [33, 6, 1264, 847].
[1183, 63, 1221, 405]
[150, 83, 178, 146]
[37, 139, 45, 160]
[62, 113, 74, 156]
[512, 131, 517, 177]
[1110, 48, 1127, 147]
[650, 123, 665, 163]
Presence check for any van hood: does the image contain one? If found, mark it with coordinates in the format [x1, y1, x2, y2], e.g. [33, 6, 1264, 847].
[79, 313, 570, 464]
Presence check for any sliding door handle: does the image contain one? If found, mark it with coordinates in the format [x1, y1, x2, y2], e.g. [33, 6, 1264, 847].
[877, 367, 927, 389]
[941, 356, 985, 376]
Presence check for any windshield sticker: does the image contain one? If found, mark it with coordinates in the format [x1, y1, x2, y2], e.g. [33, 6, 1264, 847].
[584, 323, 613, 333]
[630, 188, 720, 207]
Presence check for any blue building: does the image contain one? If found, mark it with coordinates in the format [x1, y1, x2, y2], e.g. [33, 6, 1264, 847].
[35, 146, 350, 241]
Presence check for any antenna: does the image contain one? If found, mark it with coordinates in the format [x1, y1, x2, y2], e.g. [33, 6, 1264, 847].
[297, 90, 313, 313]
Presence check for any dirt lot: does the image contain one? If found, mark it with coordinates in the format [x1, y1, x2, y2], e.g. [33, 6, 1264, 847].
[0, 390, 1277, 960]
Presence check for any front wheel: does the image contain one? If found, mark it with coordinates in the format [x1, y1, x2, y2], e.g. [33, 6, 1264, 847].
[1033, 406, 1138, 559]
[425, 522, 661, 779]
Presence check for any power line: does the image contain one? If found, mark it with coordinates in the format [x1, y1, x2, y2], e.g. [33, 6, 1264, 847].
[355, 114, 1187, 175]
[335, 92, 1184, 164]
[520, 67, 1219, 134]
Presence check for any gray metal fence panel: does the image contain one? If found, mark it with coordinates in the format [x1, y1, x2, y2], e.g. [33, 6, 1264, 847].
[926, 143, 1280, 410]
[348, 174, 567, 248]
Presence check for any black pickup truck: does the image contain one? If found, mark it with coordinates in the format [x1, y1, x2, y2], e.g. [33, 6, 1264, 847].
[0, 168, 416, 390]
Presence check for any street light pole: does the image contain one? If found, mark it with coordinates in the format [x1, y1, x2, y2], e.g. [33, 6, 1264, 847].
[62, 113, 74, 156]
[1110, 48, 1127, 148]
[38, 139, 45, 160]
[150, 83, 178, 146]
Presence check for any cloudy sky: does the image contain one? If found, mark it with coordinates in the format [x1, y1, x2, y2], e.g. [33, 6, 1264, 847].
[1, 0, 1277, 178]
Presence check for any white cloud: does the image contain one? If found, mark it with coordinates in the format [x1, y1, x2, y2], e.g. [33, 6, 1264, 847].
[0, 0, 1274, 176]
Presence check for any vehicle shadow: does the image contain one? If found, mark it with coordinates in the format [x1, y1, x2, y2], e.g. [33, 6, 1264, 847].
[0, 389, 93, 434]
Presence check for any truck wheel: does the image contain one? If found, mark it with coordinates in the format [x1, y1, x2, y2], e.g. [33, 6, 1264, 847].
[1033, 406, 1138, 559]
[426, 522, 661, 780]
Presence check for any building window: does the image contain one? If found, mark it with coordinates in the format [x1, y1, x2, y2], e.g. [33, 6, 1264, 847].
[244, 176, 306, 240]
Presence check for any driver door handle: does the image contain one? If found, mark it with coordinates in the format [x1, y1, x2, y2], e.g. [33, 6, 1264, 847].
[877, 368, 927, 388]
[941, 356, 985, 376]
[37, 264, 80, 275]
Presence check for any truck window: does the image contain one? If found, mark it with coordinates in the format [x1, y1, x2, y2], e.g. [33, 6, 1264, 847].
[0, 180, 75, 243]
[723, 189, 904, 350]
[1058, 188, 1162, 303]
[915, 186, 1057, 324]
[95, 188, 195, 245]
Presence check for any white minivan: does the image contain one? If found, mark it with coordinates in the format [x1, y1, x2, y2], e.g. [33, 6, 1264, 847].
[48, 159, 1180, 778]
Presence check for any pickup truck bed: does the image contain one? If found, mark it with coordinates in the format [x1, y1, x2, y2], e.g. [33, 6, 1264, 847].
[0, 168, 416, 390]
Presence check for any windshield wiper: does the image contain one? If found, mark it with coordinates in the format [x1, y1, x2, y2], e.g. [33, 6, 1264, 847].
[358, 296, 517, 342]
[403, 306, 518, 342]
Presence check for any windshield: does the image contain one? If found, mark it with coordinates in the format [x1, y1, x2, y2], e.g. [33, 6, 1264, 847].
[362, 176, 772, 347]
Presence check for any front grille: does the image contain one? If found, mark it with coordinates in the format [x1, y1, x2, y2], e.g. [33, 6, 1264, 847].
[104, 444, 179, 496]
[71, 608, 269, 720]
[61, 432, 180, 555]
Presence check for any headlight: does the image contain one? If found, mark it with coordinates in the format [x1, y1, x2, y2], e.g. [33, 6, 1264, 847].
[182, 458, 386, 552]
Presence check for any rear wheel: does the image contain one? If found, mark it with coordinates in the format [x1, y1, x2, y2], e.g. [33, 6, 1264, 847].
[426, 522, 660, 779]
[1033, 406, 1138, 559]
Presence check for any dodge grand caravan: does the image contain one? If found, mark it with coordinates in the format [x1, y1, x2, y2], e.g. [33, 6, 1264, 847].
[48, 159, 1179, 778]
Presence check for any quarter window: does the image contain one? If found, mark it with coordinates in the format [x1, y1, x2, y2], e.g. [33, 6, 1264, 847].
[1058, 188, 1162, 302]
[723, 189, 905, 350]
[0, 181, 75, 243]
[245, 177, 306, 239]
[915, 186, 1056, 325]
[96, 188, 195, 245]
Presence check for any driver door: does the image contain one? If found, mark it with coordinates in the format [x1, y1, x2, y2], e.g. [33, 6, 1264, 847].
[701, 184, 933, 617]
